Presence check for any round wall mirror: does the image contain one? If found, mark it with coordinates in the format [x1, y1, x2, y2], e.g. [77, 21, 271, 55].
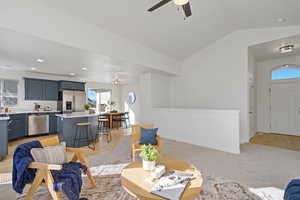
[128, 92, 136, 104]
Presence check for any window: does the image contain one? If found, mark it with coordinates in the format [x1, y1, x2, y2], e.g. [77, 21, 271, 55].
[87, 89, 97, 108]
[272, 65, 300, 80]
[100, 91, 111, 106]
[87, 88, 112, 112]
[0, 79, 18, 107]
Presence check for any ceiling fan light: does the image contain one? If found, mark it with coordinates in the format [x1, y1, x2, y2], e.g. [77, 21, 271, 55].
[173, 0, 189, 6]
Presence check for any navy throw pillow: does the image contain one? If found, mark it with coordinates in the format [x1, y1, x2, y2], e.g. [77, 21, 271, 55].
[284, 179, 300, 200]
[139, 128, 158, 145]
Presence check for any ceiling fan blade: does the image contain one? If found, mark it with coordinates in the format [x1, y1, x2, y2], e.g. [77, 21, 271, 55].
[148, 0, 172, 12]
[182, 2, 192, 17]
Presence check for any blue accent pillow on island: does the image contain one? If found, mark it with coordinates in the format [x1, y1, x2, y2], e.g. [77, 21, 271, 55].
[139, 128, 158, 145]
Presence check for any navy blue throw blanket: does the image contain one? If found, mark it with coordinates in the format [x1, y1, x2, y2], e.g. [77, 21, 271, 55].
[12, 140, 42, 194]
[52, 162, 87, 200]
[12, 141, 88, 200]
[284, 179, 300, 200]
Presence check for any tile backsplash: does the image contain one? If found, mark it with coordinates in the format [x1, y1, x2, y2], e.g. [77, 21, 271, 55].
[9, 100, 58, 112]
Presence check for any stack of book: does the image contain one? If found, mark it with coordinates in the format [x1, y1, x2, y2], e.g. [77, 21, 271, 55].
[150, 170, 195, 200]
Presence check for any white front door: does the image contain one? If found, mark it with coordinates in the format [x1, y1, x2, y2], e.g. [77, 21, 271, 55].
[270, 81, 300, 135]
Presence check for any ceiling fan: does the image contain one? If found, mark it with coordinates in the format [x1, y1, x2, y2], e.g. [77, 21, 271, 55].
[148, 0, 192, 18]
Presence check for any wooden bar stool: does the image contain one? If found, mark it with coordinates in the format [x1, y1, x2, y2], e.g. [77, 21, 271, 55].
[112, 114, 123, 129]
[98, 115, 112, 143]
[74, 122, 95, 150]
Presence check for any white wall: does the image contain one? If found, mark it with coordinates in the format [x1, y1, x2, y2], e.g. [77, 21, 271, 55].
[248, 50, 257, 138]
[120, 72, 241, 154]
[256, 54, 300, 133]
[119, 73, 173, 124]
[150, 108, 240, 154]
[169, 26, 300, 144]
[120, 80, 141, 125]
[151, 73, 172, 108]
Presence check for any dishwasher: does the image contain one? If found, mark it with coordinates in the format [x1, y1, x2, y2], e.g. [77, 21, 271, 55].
[28, 114, 49, 135]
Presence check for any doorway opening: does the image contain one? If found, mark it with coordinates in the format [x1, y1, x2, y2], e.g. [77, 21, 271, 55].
[248, 34, 300, 151]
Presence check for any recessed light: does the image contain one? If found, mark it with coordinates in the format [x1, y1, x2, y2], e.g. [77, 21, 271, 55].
[277, 18, 287, 23]
[82, 67, 88, 71]
[112, 78, 120, 85]
[69, 72, 76, 76]
[36, 59, 44, 63]
[31, 67, 37, 71]
[279, 44, 295, 53]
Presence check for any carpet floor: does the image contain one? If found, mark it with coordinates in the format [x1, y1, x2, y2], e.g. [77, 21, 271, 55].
[16, 163, 261, 200]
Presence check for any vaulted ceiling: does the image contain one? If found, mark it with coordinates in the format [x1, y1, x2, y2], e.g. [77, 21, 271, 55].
[0, 29, 159, 83]
[37, 0, 300, 60]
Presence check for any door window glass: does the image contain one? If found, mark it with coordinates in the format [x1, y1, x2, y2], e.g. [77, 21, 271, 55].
[272, 65, 300, 80]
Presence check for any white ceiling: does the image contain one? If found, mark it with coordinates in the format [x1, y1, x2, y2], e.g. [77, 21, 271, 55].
[250, 34, 300, 62]
[0, 29, 164, 83]
[36, 0, 300, 60]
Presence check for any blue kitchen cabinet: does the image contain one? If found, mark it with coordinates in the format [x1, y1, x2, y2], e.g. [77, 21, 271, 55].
[0, 119, 8, 160]
[43, 80, 58, 101]
[25, 78, 59, 101]
[25, 78, 44, 100]
[8, 114, 27, 141]
[49, 113, 58, 133]
[59, 81, 85, 91]
[25, 78, 85, 100]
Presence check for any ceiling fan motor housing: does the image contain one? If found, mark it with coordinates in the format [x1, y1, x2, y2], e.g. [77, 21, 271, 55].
[173, 0, 189, 5]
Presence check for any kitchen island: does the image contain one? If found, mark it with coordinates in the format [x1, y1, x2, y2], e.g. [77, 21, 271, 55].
[0, 117, 9, 160]
[56, 112, 99, 148]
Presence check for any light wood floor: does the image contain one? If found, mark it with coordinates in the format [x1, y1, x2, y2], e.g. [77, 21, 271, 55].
[250, 132, 300, 151]
[0, 129, 129, 173]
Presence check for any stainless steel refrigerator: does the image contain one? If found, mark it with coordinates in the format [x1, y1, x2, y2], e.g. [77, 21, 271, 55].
[58, 90, 86, 113]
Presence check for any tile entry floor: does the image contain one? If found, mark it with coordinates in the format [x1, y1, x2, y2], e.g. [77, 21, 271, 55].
[250, 132, 300, 151]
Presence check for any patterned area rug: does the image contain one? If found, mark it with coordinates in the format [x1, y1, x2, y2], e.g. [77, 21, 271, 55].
[0, 173, 11, 185]
[17, 163, 261, 200]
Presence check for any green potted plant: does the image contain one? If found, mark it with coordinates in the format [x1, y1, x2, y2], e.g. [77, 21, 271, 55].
[84, 104, 91, 113]
[139, 145, 160, 171]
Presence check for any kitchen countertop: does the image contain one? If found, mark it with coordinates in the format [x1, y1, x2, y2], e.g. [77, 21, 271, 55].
[0, 110, 60, 115]
[56, 112, 100, 119]
[0, 117, 10, 120]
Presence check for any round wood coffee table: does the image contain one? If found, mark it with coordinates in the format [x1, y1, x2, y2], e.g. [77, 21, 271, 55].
[121, 157, 203, 200]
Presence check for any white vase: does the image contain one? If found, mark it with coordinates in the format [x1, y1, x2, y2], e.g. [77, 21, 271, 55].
[143, 160, 156, 171]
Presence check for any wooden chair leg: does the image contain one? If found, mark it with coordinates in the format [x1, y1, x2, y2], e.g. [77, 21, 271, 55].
[46, 171, 61, 200]
[132, 150, 136, 162]
[25, 170, 45, 200]
[86, 169, 97, 187]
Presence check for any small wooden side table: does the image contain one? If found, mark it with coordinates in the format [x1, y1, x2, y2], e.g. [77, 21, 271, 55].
[121, 157, 203, 200]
